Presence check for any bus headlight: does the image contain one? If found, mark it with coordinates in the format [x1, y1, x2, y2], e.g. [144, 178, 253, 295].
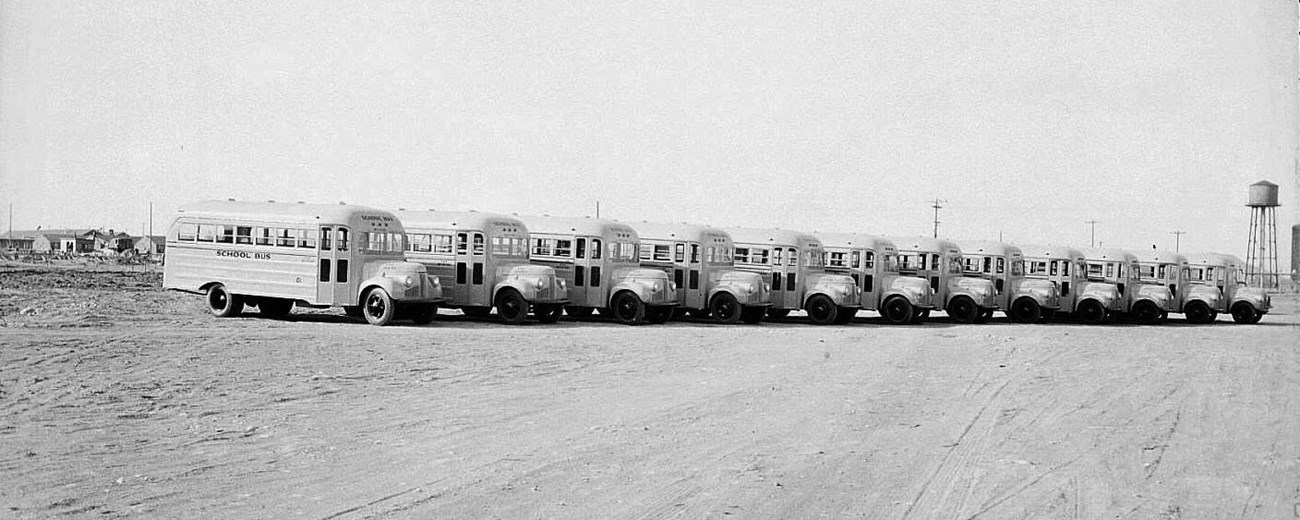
[558, 279, 566, 289]
[403, 275, 415, 287]
[669, 281, 677, 291]
[535, 279, 546, 290]
[430, 276, 440, 288]
[764, 283, 771, 293]
[650, 282, 661, 292]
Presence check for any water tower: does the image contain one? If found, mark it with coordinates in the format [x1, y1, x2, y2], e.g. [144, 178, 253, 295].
[1245, 180, 1280, 289]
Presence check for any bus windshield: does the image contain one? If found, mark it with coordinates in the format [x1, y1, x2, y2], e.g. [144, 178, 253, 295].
[803, 247, 825, 268]
[491, 236, 529, 258]
[360, 232, 406, 255]
[609, 241, 638, 262]
[948, 255, 964, 275]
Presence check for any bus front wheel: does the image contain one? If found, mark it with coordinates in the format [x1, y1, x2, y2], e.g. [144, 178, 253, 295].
[496, 290, 530, 325]
[805, 295, 839, 325]
[881, 296, 914, 325]
[646, 306, 673, 324]
[362, 288, 396, 326]
[1077, 300, 1107, 325]
[1132, 300, 1162, 325]
[1230, 302, 1259, 324]
[410, 304, 438, 325]
[946, 297, 980, 324]
[206, 284, 244, 318]
[535, 304, 563, 324]
[1009, 298, 1041, 324]
[610, 291, 645, 325]
[709, 293, 742, 324]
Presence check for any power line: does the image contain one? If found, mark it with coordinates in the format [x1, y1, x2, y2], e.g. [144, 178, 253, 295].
[931, 198, 948, 238]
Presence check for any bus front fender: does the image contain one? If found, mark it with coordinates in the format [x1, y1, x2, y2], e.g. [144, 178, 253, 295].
[710, 282, 767, 306]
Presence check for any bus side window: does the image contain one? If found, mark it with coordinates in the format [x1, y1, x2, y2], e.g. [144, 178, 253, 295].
[197, 224, 216, 243]
[473, 233, 485, 255]
[336, 228, 348, 251]
[675, 243, 685, 263]
[735, 247, 749, 264]
[256, 227, 272, 246]
[788, 249, 797, 267]
[277, 228, 295, 247]
[216, 225, 234, 244]
[178, 223, 198, 241]
[850, 251, 861, 269]
[554, 238, 571, 257]
[320, 227, 332, 251]
[1061, 261, 1069, 276]
[772, 248, 782, 266]
[1049, 260, 1058, 276]
[236, 227, 252, 245]
[919, 254, 928, 270]
[576, 238, 586, 259]
[690, 244, 699, 264]
[457, 233, 468, 254]
[337, 259, 348, 283]
[590, 239, 602, 260]
[995, 258, 1004, 275]
[319, 259, 331, 282]
[864, 251, 874, 270]
[590, 266, 601, 287]
[931, 254, 940, 271]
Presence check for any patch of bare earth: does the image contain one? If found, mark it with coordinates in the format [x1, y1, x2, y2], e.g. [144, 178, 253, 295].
[2, 264, 1298, 519]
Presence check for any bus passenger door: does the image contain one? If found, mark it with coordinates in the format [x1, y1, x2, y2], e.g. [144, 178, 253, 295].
[317, 226, 336, 304]
[681, 242, 702, 308]
[317, 226, 353, 305]
[453, 232, 479, 305]
[570, 237, 595, 307]
[466, 232, 489, 304]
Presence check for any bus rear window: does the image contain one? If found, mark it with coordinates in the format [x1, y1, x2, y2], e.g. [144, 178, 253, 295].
[177, 223, 198, 241]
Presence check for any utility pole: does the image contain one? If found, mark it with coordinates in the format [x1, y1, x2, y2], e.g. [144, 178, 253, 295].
[148, 202, 153, 237]
[1169, 230, 1186, 252]
[595, 200, 600, 219]
[1086, 219, 1101, 247]
[931, 198, 948, 238]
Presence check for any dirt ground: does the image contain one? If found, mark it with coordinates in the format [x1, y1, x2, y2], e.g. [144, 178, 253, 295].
[2, 264, 1298, 519]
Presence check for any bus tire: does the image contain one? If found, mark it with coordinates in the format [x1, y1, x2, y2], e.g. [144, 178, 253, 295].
[805, 294, 839, 325]
[1077, 299, 1107, 325]
[1182, 301, 1212, 324]
[1132, 300, 1162, 325]
[206, 284, 244, 318]
[258, 298, 293, 318]
[535, 304, 563, 324]
[410, 304, 438, 325]
[740, 306, 766, 324]
[646, 306, 673, 324]
[767, 308, 791, 319]
[1009, 297, 1041, 324]
[462, 306, 492, 319]
[1230, 302, 1258, 324]
[610, 291, 645, 325]
[495, 289, 530, 325]
[362, 288, 396, 326]
[709, 293, 743, 324]
[565, 306, 593, 318]
[945, 297, 979, 324]
[975, 308, 993, 324]
[881, 296, 914, 325]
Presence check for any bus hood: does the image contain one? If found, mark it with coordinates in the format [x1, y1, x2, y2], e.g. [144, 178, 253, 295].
[806, 272, 862, 307]
[1234, 286, 1271, 312]
[885, 275, 936, 308]
[1183, 284, 1223, 309]
[712, 270, 769, 304]
[1011, 278, 1060, 308]
[1078, 281, 1123, 310]
[1132, 283, 1175, 311]
[947, 276, 998, 307]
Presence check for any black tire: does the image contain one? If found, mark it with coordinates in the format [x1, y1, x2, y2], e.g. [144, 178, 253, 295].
[646, 306, 673, 324]
[1230, 302, 1258, 324]
[410, 304, 438, 325]
[1249, 312, 1263, 324]
[805, 294, 839, 325]
[1009, 298, 1041, 324]
[975, 308, 994, 324]
[534, 304, 563, 324]
[767, 308, 791, 319]
[1183, 300, 1212, 324]
[1077, 299, 1107, 325]
[610, 291, 646, 325]
[206, 284, 243, 318]
[1132, 300, 1162, 325]
[496, 289, 530, 324]
[740, 306, 767, 324]
[709, 293, 743, 324]
[565, 306, 594, 318]
[343, 306, 363, 318]
[672, 308, 692, 319]
[258, 298, 293, 318]
[881, 296, 915, 325]
[362, 288, 396, 326]
[946, 297, 980, 324]
[834, 307, 857, 324]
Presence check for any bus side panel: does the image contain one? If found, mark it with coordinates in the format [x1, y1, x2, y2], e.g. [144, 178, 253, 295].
[163, 245, 317, 302]
[533, 259, 601, 307]
[408, 254, 460, 306]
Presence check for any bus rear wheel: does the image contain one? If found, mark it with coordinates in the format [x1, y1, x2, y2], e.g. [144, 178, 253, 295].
[535, 304, 563, 324]
[709, 293, 742, 324]
[1230, 302, 1259, 324]
[610, 291, 645, 325]
[362, 288, 396, 326]
[881, 296, 914, 325]
[206, 284, 244, 318]
[258, 298, 293, 318]
[496, 290, 530, 325]
[1132, 300, 1162, 325]
[806, 295, 839, 325]
[1009, 298, 1041, 324]
[946, 297, 979, 324]
[1077, 299, 1107, 325]
[646, 306, 673, 324]
[740, 306, 766, 324]
[410, 304, 438, 325]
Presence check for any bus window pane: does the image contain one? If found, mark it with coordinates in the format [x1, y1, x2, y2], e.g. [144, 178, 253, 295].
[236, 227, 253, 245]
[1062, 261, 1070, 276]
[300, 229, 317, 249]
[457, 233, 468, 254]
[789, 249, 798, 267]
[575, 265, 585, 286]
[197, 224, 216, 243]
[850, 251, 861, 269]
[639, 244, 653, 261]
[752, 248, 768, 264]
[337, 259, 348, 283]
[918, 254, 927, 270]
[256, 227, 271, 246]
[320, 228, 332, 250]
[532, 238, 551, 256]
[675, 244, 685, 262]
[411, 234, 431, 253]
[865, 252, 875, 270]
[690, 244, 700, 263]
[216, 225, 234, 244]
[335, 228, 348, 251]
[734, 247, 748, 264]
[473, 233, 484, 255]
[576, 238, 585, 259]
[653, 244, 671, 262]
[996, 258, 1004, 275]
[590, 266, 601, 287]
[555, 239, 572, 257]
[689, 269, 699, 290]
[435, 235, 453, 253]
[319, 259, 331, 282]
[591, 239, 602, 260]
[786, 273, 796, 291]
[772, 248, 782, 266]
[178, 223, 198, 241]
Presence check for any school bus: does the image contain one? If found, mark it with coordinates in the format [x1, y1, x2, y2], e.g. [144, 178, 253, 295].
[1130, 249, 1187, 322]
[955, 240, 1061, 323]
[633, 222, 771, 324]
[163, 200, 445, 326]
[396, 210, 569, 324]
[1019, 245, 1122, 324]
[517, 215, 677, 325]
[725, 227, 862, 324]
[1180, 253, 1271, 324]
[1079, 247, 1173, 324]
[816, 233, 936, 325]
[890, 237, 998, 323]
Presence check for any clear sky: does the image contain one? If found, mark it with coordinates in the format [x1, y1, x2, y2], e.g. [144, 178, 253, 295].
[2, 1, 1297, 270]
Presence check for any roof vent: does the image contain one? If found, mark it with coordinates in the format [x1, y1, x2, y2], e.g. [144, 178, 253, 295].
[227, 198, 236, 201]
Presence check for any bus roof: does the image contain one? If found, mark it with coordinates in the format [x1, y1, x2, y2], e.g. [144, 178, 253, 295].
[516, 215, 641, 241]
[816, 232, 896, 252]
[723, 227, 820, 249]
[1015, 244, 1085, 260]
[633, 221, 732, 243]
[1129, 249, 1187, 264]
[175, 200, 399, 228]
[1080, 247, 1137, 262]
[953, 240, 1022, 257]
[394, 209, 528, 234]
[1184, 252, 1243, 267]
[887, 236, 962, 255]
